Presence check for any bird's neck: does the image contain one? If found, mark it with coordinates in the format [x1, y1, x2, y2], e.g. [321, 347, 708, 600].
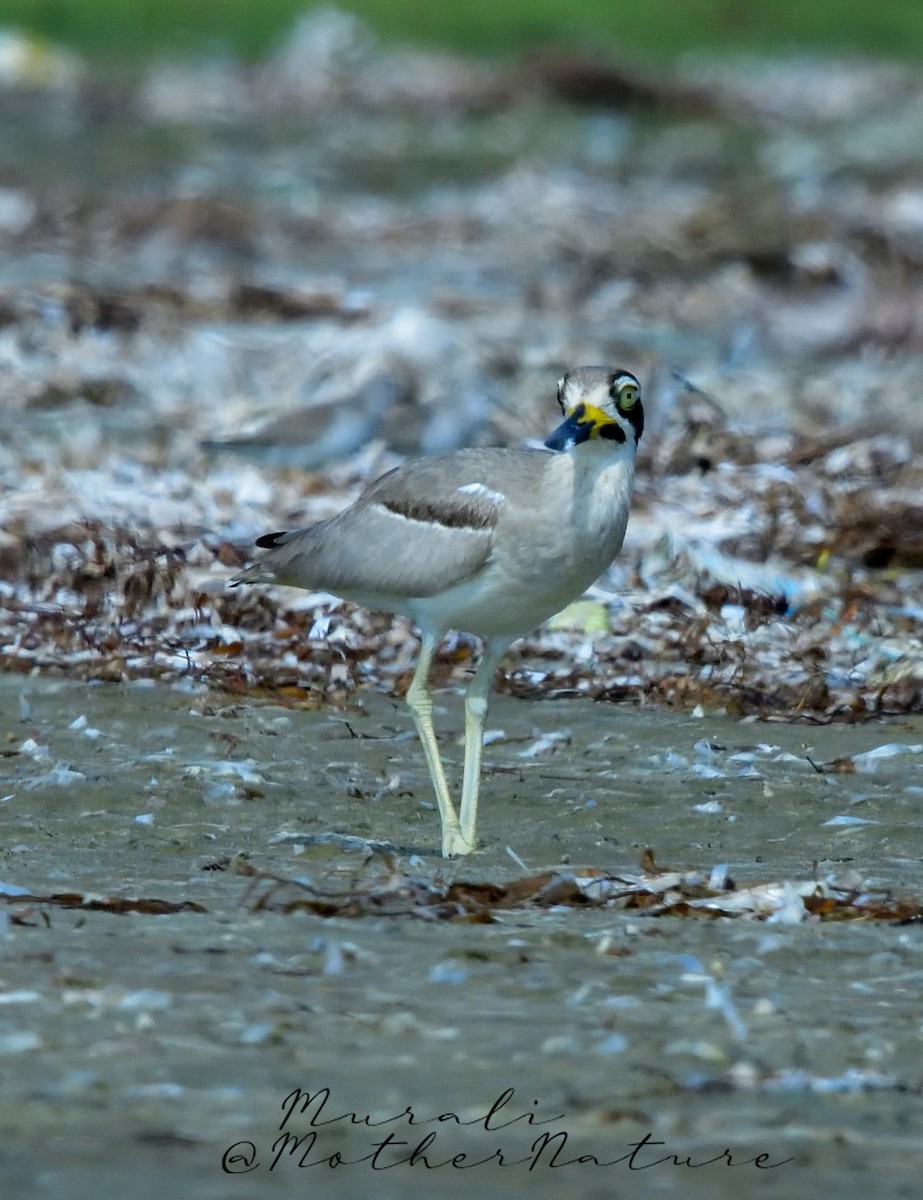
[572, 438, 636, 491]
[567, 440, 636, 548]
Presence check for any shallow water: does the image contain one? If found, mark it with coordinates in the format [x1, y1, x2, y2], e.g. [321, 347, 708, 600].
[2, 673, 922, 1199]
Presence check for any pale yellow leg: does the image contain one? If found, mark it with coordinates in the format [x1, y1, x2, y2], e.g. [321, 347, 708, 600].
[405, 636, 470, 857]
[458, 638, 512, 850]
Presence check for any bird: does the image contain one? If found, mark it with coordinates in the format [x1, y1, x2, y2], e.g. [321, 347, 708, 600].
[232, 366, 644, 857]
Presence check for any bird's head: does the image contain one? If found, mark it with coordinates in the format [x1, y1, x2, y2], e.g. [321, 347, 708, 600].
[544, 367, 643, 452]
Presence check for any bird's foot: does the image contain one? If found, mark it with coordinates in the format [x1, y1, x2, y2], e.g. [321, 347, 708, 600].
[441, 825, 476, 857]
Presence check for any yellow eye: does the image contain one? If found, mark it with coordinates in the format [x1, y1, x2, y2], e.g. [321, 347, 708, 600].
[617, 383, 639, 410]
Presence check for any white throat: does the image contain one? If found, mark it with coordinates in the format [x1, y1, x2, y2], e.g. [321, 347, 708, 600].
[567, 438, 636, 560]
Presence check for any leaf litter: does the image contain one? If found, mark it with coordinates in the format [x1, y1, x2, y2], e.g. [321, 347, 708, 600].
[232, 849, 923, 924]
[2, 837, 916, 925]
[1, 17, 923, 724]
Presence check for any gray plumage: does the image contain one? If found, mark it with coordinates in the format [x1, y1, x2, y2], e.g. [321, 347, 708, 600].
[235, 448, 543, 604]
[231, 366, 643, 856]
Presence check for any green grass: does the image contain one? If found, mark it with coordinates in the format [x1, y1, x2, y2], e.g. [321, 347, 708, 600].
[1, 0, 923, 61]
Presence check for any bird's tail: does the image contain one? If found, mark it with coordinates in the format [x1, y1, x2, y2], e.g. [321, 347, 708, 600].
[229, 562, 273, 587]
[228, 529, 301, 587]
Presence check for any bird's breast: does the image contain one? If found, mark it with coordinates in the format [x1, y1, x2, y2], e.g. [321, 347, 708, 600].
[512, 450, 635, 576]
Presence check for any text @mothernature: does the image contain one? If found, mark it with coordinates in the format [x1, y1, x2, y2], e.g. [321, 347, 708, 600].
[220, 1087, 795, 1174]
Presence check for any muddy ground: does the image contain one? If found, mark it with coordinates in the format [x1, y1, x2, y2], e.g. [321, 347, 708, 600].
[3, 675, 923, 1199]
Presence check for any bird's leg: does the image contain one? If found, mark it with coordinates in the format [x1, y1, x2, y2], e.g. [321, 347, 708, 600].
[459, 637, 512, 850]
[405, 635, 468, 857]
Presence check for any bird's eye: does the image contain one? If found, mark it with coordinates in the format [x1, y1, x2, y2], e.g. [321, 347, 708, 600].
[616, 382, 639, 410]
[556, 376, 566, 411]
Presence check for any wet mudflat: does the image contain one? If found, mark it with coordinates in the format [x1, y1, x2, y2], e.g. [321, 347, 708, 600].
[2, 10, 923, 1197]
[2, 673, 923, 1200]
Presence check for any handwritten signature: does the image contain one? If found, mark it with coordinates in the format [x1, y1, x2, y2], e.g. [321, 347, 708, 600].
[221, 1086, 794, 1174]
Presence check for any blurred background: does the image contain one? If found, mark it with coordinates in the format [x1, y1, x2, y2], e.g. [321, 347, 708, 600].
[2, 0, 923, 714]
[4, 0, 923, 60]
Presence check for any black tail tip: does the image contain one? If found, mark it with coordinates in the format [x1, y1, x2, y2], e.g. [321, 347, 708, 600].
[255, 530, 288, 549]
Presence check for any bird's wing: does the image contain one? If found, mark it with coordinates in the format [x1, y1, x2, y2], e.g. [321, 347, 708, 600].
[236, 448, 544, 599]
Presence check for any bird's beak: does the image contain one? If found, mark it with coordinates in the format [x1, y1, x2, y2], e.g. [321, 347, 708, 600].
[544, 407, 594, 451]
